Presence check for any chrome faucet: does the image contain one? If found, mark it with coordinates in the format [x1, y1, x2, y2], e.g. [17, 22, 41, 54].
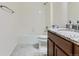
[66, 20, 72, 29]
[70, 21, 79, 31]
[77, 21, 79, 30]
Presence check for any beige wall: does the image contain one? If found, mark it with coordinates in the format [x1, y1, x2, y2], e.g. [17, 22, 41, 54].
[0, 2, 19, 55]
[17, 2, 50, 35]
[52, 2, 79, 27]
[52, 2, 68, 27]
[68, 2, 79, 24]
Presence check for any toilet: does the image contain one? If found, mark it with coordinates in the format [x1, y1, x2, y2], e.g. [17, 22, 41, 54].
[37, 35, 47, 55]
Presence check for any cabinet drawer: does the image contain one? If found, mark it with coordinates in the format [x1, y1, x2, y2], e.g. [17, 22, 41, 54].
[48, 31, 72, 55]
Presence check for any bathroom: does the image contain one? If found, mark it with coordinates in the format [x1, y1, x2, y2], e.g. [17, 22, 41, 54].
[0, 2, 50, 56]
[0, 2, 79, 56]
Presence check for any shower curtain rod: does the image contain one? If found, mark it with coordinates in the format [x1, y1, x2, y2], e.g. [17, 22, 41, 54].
[0, 5, 14, 14]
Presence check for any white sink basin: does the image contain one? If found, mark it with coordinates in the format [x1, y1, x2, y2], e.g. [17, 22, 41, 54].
[49, 28, 72, 32]
[57, 30, 79, 42]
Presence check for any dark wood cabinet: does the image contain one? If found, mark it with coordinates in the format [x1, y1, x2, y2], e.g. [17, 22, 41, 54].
[48, 39, 53, 56]
[55, 46, 67, 56]
[48, 30, 79, 56]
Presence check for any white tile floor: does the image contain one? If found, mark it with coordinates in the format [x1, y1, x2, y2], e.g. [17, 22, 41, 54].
[11, 44, 47, 56]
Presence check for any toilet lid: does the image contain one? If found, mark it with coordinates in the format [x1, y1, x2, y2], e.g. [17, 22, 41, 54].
[38, 35, 47, 39]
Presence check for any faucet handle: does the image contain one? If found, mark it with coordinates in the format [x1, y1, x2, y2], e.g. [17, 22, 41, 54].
[72, 24, 77, 30]
[77, 21, 79, 24]
[69, 20, 71, 24]
[46, 26, 48, 29]
[52, 25, 59, 28]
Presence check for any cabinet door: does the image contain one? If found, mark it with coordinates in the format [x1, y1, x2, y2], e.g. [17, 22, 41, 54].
[48, 39, 53, 56]
[55, 46, 67, 56]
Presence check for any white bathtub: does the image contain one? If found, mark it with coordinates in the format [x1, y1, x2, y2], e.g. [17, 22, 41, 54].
[17, 34, 47, 55]
[18, 34, 38, 45]
[18, 34, 47, 45]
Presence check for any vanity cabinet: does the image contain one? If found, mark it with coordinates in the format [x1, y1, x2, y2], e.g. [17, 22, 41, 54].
[54, 46, 67, 56]
[48, 30, 79, 56]
[48, 39, 53, 56]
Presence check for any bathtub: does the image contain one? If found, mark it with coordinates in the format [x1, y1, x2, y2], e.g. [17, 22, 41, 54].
[17, 34, 47, 55]
[18, 34, 47, 45]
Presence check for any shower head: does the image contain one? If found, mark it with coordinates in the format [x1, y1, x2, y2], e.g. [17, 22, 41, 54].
[43, 2, 48, 5]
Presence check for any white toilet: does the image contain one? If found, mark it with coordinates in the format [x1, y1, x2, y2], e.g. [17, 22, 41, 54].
[37, 35, 47, 56]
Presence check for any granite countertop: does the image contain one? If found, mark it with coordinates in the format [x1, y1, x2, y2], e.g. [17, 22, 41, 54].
[48, 28, 79, 45]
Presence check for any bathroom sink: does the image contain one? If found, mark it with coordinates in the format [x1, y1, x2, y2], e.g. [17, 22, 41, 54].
[57, 28, 74, 31]
[57, 30, 79, 42]
[49, 28, 74, 32]
[49, 28, 79, 41]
